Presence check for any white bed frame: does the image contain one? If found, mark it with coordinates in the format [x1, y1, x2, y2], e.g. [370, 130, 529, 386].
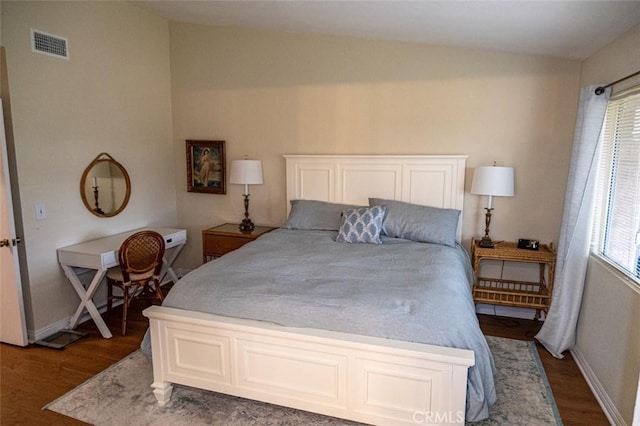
[144, 155, 473, 425]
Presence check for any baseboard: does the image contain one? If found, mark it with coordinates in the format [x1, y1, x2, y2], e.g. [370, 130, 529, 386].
[28, 298, 123, 343]
[475, 303, 546, 320]
[28, 317, 72, 342]
[26, 272, 193, 344]
[29, 308, 107, 342]
[571, 345, 626, 426]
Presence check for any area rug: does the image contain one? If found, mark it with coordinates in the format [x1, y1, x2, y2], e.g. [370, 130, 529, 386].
[45, 336, 562, 425]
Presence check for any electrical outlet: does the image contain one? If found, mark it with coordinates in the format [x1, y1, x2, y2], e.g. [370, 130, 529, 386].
[35, 203, 47, 220]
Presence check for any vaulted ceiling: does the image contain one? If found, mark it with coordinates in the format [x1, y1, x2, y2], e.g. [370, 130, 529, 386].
[131, 0, 640, 60]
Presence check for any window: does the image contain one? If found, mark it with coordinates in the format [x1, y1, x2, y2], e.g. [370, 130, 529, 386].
[592, 88, 640, 283]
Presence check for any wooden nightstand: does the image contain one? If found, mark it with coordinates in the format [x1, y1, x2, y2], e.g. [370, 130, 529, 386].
[202, 223, 276, 262]
[471, 238, 557, 320]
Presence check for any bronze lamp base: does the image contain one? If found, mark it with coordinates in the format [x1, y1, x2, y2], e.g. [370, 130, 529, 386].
[479, 207, 495, 248]
[238, 193, 255, 233]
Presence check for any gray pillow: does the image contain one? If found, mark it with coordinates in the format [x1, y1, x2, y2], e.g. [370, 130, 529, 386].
[336, 206, 386, 244]
[368, 198, 460, 247]
[283, 200, 362, 231]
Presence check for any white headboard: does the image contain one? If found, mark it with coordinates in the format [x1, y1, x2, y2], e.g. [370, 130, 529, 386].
[284, 155, 467, 241]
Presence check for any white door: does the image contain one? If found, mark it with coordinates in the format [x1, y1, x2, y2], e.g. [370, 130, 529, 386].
[0, 101, 28, 346]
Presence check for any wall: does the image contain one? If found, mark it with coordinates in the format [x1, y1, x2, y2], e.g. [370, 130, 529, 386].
[0, 2, 585, 340]
[1, 1, 176, 337]
[576, 24, 640, 425]
[169, 23, 581, 269]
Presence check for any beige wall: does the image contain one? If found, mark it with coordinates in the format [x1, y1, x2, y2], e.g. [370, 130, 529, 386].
[577, 24, 640, 425]
[170, 23, 581, 269]
[2, 2, 585, 342]
[1, 1, 176, 335]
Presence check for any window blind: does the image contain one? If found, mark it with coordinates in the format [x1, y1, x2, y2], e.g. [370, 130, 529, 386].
[593, 88, 640, 282]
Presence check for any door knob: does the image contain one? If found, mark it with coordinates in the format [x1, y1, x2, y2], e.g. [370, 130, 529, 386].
[0, 238, 21, 247]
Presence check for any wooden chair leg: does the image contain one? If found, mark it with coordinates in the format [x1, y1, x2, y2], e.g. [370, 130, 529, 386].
[154, 280, 164, 303]
[121, 286, 129, 336]
[106, 280, 113, 319]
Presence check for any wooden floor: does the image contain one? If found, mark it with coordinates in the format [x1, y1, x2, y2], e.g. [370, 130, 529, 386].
[1, 303, 610, 425]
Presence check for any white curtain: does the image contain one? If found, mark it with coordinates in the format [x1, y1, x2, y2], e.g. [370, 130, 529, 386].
[535, 85, 610, 359]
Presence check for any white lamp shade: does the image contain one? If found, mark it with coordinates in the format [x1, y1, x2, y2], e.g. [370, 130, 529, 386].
[229, 160, 264, 185]
[471, 166, 515, 197]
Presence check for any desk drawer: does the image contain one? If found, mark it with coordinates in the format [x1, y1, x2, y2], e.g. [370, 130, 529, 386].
[163, 229, 187, 249]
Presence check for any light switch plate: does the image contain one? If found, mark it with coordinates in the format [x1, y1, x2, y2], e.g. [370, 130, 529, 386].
[35, 203, 47, 220]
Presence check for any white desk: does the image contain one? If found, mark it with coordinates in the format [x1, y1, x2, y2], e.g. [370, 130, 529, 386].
[57, 227, 187, 338]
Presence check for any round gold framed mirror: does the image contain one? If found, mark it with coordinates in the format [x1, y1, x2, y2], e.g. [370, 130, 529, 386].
[80, 153, 131, 218]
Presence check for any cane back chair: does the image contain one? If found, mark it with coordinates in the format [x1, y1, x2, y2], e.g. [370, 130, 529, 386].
[106, 230, 166, 335]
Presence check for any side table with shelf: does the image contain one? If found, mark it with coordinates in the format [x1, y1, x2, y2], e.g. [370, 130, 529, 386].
[202, 223, 276, 262]
[471, 237, 557, 320]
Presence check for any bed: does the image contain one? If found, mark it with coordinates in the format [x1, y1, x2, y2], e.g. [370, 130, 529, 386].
[143, 155, 496, 425]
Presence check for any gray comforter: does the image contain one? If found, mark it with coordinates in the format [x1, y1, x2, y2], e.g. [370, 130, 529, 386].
[148, 229, 496, 421]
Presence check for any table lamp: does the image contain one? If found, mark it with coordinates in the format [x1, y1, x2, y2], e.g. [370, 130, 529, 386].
[471, 165, 515, 248]
[229, 158, 264, 232]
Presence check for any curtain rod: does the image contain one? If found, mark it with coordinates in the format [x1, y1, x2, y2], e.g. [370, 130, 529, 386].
[595, 69, 640, 95]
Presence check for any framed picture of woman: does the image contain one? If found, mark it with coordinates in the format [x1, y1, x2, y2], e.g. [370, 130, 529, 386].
[186, 140, 226, 194]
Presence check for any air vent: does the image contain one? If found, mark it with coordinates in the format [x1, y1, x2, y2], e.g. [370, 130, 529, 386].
[31, 29, 69, 59]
